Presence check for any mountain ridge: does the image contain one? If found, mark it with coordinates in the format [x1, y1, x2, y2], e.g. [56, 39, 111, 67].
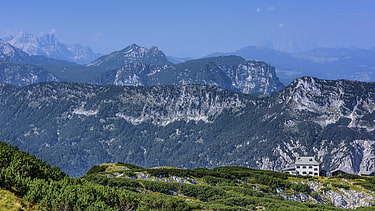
[0, 41, 284, 95]
[0, 76, 373, 177]
[95, 53, 284, 95]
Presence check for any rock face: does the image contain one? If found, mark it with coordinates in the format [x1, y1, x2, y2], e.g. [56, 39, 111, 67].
[0, 76, 373, 177]
[269, 76, 375, 173]
[96, 52, 284, 96]
[212, 56, 284, 95]
[4, 32, 101, 64]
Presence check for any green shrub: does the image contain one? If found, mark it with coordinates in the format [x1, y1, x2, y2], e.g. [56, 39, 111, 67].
[86, 165, 107, 174]
[291, 183, 311, 193]
[335, 174, 362, 180]
[116, 162, 144, 170]
[321, 187, 331, 192]
[331, 183, 350, 190]
[203, 176, 235, 186]
[310, 192, 319, 200]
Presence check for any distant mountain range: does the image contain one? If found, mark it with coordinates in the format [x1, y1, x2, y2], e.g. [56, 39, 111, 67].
[207, 46, 375, 84]
[2, 31, 375, 86]
[0, 41, 284, 95]
[166, 56, 193, 64]
[260, 39, 318, 53]
[91, 44, 283, 95]
[3, 32, 102, 64]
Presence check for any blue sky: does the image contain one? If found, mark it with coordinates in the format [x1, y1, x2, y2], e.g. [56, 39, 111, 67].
[1, 0, 374, 57]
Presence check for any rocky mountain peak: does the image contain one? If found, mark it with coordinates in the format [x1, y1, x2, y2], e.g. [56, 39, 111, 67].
[5, 31, 35, 44]
[150, 46, 159, 51]
[120, 44, 152, 58]
[0, 39, 32, 64]
[88, 44, 172, 69]
[4, 31, 63, 56]
[3, 31, 101, 64]
[39, 33, 59, 45]
[125, 43, 141, 51]
[124, 44, 158, 54]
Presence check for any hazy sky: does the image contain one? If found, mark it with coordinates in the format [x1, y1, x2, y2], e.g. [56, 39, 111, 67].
[1, 0, 374, 57]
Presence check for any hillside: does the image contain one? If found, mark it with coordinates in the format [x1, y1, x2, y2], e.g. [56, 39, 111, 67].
[0, 142, 374, 210]
[0, 141, 193, 210]
[83, 162, 375, 210]
[0, 76, 373, 177]
[0, 189, 34, 211]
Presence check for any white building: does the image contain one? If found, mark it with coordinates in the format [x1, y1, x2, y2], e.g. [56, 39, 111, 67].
[282, 156, 320, 176]
[295, 157, 320, 176]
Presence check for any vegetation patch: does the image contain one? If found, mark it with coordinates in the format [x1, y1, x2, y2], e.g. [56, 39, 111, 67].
[0, 189, 35, 211]
[0, 142, 374, 210]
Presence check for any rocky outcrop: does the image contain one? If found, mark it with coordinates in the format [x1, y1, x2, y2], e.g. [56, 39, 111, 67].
[307, 180, 375, 209]
[276, 179, 375, 209]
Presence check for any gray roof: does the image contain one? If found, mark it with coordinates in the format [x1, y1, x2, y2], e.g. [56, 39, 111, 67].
[331, 168, 353, 174]
[282, 167, 295, 171]
[360, 171, 374, 176]
[295, 157, 319, 165]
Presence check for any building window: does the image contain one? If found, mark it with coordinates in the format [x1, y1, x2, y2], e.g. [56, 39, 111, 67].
[302, 172, 307, 174]
[309, 172, 313, 175]
[297, 166, 300, 168]
[309, 166, 312, 169]
[303, 166, 306, 169]
[314, 173, 318, 176]
[314, 168, 318, 171]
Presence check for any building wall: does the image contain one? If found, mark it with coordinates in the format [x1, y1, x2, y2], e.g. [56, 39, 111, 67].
[295, 164, 319, 176]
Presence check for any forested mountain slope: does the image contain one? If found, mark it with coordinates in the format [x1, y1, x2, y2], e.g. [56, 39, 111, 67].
[0, 76, 373, 177]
